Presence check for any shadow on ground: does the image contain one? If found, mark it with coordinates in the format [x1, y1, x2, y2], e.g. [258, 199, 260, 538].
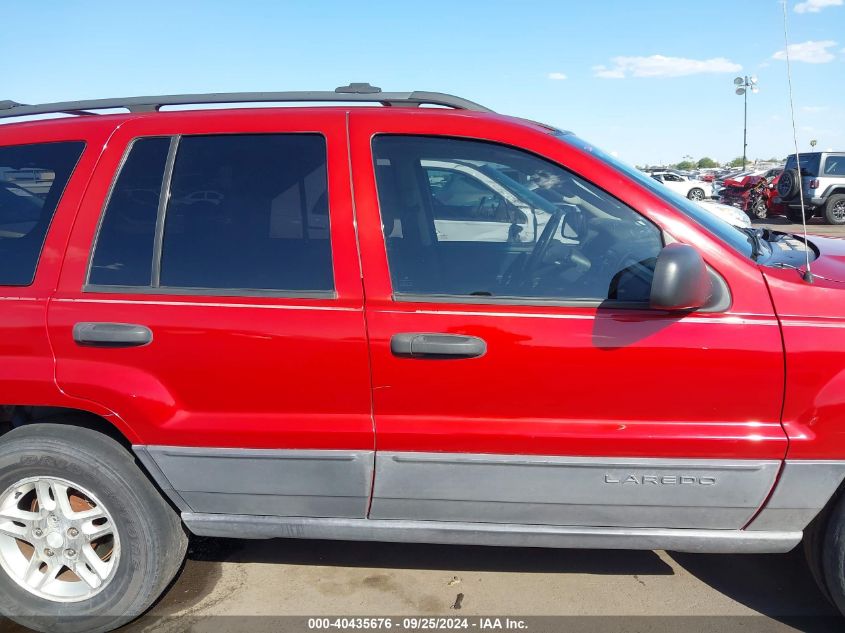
[187, 535, 673, 575]
[670, 546, 838, 618]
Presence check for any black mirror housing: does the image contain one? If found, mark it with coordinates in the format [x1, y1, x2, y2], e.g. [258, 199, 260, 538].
[650, 243, 712, 311]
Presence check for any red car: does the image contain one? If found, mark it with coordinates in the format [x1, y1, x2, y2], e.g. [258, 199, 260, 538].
[719, 171, 786, 219]
[1, 86, 845, 631]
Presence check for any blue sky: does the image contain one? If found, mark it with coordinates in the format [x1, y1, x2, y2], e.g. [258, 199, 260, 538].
[2, 0, 843, 166]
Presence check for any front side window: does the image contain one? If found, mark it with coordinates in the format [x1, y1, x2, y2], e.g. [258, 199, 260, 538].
[561, 134, 757, 259]
[89, 133, 334, 294]
[0, 141, 84, 285]
[373, 136, 662, 303]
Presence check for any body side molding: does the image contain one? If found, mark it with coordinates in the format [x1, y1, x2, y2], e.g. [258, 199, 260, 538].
[747, 460, 845, 531]
[135, 446, 375, 518]
[371, 452, 781, 529]
[182, 514, 802, 554]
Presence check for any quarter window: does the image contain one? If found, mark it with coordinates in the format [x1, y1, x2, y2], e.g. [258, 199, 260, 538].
[373, 136, 662, 303]
[89, 137, 170, 287]
[0, 141, 84, 285]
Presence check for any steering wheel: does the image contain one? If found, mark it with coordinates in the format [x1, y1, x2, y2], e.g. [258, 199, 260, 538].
[505, 209, 563, 289]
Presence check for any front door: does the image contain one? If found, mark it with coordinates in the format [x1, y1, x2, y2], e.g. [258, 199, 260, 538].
[48, 111, 374, 519]
[349, 111, 787, 530]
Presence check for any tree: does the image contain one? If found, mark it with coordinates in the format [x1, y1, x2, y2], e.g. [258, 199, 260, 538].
[675, 160, 695, 171]
[728, 156, 745, 168]
[697, 157, 718, 168]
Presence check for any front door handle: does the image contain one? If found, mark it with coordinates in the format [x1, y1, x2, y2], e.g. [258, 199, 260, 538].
[73, 322, 153, 348]
[390, 333, 486, 359]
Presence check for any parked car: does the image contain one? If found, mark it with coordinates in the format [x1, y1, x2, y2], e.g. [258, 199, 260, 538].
[776, 151, 845, 224]
[3, 85, 845, 632]
[649, 170, 712, 200]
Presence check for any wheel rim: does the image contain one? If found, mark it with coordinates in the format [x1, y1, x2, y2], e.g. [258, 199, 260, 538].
[0, 476, 120, 602]
[833, 201, 845, 222]
[690, 189, 704, 200]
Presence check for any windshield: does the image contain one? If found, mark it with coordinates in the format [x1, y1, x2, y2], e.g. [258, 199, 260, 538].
[559, 134, 755, 259]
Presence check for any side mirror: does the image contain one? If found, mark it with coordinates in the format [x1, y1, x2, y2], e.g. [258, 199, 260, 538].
[650, 243, 712, 310]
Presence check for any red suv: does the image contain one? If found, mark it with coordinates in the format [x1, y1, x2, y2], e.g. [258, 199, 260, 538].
[2, 85, 845, 632]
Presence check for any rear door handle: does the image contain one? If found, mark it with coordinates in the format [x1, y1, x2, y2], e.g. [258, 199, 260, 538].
[390, 333, 486, 359]
[73, 322, 153, 348]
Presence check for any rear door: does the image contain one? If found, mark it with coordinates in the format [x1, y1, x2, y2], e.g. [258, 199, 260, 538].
[48, 111, 374, 519]
[349, 111, 786, 530]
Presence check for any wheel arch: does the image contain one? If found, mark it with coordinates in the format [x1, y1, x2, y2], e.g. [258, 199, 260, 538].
[0, 405, 185, 514]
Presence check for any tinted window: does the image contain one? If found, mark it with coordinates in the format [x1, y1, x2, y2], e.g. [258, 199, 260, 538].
[373, 136, 662, 302]
[0, 142, 84, 285]
[158, 134, 332, 292]
[88, 137, 170, 286]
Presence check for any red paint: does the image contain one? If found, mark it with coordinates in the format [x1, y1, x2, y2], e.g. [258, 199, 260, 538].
[0, 106, 841, 464]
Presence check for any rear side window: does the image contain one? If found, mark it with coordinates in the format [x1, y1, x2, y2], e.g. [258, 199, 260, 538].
[0, 141, 84, 285]
[824, 156, 845, 177]
[88, 133, 333, 294]
[160, 134, 332, 292]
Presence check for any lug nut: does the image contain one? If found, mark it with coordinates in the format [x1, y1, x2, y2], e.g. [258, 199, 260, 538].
[32, 528, 43, 537]
[67, 527, 79, 538]
[44, 548, 54, 557]
[64, 548, 76, 558]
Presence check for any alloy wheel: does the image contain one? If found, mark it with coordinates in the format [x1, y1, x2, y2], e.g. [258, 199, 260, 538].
[0, 476, 120, 602]
[833, 200, 845, 222]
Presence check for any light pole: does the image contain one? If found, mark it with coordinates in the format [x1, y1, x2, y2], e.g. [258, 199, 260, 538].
[734, 76, 759, 170]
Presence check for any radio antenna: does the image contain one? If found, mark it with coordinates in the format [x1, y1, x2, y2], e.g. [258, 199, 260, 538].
[781, 0, 813, 283]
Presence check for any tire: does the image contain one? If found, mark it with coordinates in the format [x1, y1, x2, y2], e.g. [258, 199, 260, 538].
[823, 194, 845, 226]
[687, 188, 705, 201]
[823, 491, 845, 615]
[0, 424, 187, 633]
[777, 169, 799, 199]
[751, 198, 767, 219]
[805, 509, 834, 605]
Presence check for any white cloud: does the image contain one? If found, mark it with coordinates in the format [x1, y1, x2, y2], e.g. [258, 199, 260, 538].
[795, 0, 842, 13]
[772, 40, 838, 63]
[592, 55, 742, 79]
[592, 65, 625, 79]
[547, 72, 567, 80]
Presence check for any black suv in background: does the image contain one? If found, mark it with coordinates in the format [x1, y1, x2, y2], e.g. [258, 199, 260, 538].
[776, 152, 845, 224]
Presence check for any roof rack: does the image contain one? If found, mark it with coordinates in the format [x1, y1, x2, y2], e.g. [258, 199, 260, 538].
[0, 83, 493, 120]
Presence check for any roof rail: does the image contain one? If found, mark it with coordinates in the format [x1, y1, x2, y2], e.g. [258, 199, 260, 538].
[0, 83, 493, 120]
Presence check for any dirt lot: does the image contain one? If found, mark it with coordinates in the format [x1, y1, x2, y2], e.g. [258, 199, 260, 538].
[75, 537, 844, 632]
